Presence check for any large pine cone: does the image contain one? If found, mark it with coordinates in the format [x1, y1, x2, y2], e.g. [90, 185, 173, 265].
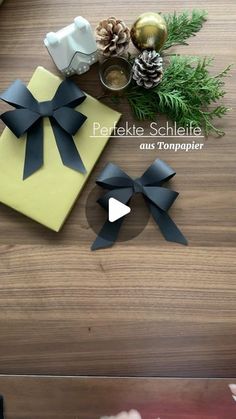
[96, 17, 130, 57]
[132, 50, 163, 89]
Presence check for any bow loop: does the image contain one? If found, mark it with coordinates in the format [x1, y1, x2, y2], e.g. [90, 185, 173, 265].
[140, 158, 176, 186]
[143, 186, 179, 211]
[0, 79, 39, 112]
[0, 77, 88, 179]
[53, 107, 87, 135]
[52, 78, 86, 109]
[92, 159, 187, 250]
[96, 162, 134, 190]
[98, 187, 133, 210]
[1, 109, 40, 138]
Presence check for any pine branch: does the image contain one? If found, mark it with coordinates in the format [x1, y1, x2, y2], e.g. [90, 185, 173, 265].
[158, 91, 188, 116]
[215, 64, 233, 80]
[127, 86, 157, 120]
[126, 55, 232, 136]
[161, 10, 208, 51]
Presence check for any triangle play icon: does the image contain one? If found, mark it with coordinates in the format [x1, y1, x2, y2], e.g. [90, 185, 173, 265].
[108, 198, 131, 223]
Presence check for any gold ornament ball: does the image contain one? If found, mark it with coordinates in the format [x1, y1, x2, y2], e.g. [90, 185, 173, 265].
[131, 12, 168, 52]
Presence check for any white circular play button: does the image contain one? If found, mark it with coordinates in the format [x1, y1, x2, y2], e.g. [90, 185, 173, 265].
[108, 198, 131, 223]
[85, 184, 150, 244]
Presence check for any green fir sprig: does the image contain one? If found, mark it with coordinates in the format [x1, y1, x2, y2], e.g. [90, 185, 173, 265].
[127, 56, 231, 136]
[125, 10, 232, 136]
[161, 10, 208, 51]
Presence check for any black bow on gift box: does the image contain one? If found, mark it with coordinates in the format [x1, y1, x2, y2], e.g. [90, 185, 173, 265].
[0, 78, 87, 179]
[91, 158, 188, 250]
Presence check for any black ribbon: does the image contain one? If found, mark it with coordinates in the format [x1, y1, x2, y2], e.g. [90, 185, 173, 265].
[0, 78, 87, 179]
[91, 159, 188, 250]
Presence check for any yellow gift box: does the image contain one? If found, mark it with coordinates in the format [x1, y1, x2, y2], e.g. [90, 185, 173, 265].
[0, 66, 121, 231]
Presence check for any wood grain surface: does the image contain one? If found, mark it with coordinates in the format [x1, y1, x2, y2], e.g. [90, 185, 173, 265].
[0, 376, 236, 419]
[0, 0, 236, 377]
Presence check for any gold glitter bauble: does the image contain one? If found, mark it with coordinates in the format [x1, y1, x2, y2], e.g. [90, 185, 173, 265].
[131, 12, 168, 51]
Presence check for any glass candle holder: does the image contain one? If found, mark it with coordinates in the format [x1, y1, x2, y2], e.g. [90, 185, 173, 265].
[99, 56, 132, 93]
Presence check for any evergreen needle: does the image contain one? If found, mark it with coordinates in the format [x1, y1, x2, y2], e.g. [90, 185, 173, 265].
[126, 55, 231, 136]
[123, 10, 232, 136]
[161, 10, 208, 51]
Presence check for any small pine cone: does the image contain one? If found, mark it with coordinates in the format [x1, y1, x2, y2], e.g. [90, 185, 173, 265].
[132, 50, 163, 89]
[96, 16, 130, 57]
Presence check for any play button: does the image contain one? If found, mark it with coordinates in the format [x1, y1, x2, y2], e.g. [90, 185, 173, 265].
[85, 181, 150, 244]
[108, 198, 131, 222]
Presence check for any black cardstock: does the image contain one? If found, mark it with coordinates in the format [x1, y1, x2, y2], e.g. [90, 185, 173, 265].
[0, 79, 87, 179]
[91, 159, 188, 250]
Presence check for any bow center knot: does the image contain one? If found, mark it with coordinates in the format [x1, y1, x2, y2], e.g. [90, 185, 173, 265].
[133, 179, 143, 194]
[38, 100, 54, 117]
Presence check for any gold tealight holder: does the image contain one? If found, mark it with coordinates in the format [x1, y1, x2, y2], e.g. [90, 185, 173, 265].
[99, 56, 132, 93]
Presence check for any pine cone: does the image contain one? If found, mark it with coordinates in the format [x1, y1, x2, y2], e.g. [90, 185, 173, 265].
[96, 17, 130, 57]
[132, 50, 163, 89]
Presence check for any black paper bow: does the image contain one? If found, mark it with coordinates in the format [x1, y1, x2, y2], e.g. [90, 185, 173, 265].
[91, 159, 188, 250]
[0, 78, 87, 179]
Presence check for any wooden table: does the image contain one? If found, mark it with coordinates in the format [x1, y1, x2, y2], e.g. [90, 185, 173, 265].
[0, 0, 236, 417]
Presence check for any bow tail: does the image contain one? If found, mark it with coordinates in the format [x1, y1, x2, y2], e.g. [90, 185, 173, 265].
[50, 119, 86, 174]
[92, 187, 133, 250]
[91, 218, 124, 251]
[23, 119, 44, 179]
[148, 201, 188, 245]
